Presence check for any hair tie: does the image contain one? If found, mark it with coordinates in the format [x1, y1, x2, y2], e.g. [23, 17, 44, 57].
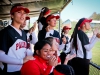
[41, 8, 45, 12]
[78, 27, 81, 30]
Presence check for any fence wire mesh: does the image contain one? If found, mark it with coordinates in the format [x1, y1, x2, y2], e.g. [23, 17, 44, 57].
[89, 62, 100, 75]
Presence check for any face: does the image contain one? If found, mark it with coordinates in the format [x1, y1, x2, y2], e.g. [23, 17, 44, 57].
[48, 18, 57, 27]
[52, 39, 59, 51]
[84, 22, 91, 30]
[64, 29, 69, 34]
[38, 44, 52, 60]
[20, 20, 26, 28]
[11, 10, 26, 25]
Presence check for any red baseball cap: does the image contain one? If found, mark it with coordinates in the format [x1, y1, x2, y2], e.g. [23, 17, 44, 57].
[26, 16, 30, 20]
[46, 14, 60, 22]
[63, 26, 71, 30]
[53, 69, 64, 75]
[44, 10, 51, 15]
[53, 65, 74, 75]
[10, 3, 30, 14]
[79, 18, 92, 27]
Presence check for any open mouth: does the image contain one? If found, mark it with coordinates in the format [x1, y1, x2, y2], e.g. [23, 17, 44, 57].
[47, 55, 50, 58]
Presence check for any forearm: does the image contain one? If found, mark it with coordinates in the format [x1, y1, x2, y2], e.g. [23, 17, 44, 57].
[59, 43, 65, 50]
[0, 51, 23, 64]
[30, 32, 38, 45]
[84, 36, 99, 51]
[90, 35, 96, 43]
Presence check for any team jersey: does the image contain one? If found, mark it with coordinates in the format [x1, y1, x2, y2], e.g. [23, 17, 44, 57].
[71, 30, 92, 59]
[0, 25, 27, 72]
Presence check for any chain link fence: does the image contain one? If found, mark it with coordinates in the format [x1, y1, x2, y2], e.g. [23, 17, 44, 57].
[89, 62, 100, 75]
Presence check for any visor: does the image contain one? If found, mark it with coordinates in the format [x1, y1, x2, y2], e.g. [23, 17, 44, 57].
[10, 6, 30, 14]
[63, 26, 71, 30]
[46, 15, 60, 22]
[79, 18, 92, 27]
[44, 10, 50, 15]
[26, 16, 30, 20]
[53, 69, 64, 75]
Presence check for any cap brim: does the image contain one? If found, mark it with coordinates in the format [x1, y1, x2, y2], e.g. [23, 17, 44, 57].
[53, 69, 64, 75]
[85, 19, 92, 22]
[26, 16, 30, 20]
[11, 7, 30, 14]
[55, 15, 60, 19]
[18, 7, 30, 13]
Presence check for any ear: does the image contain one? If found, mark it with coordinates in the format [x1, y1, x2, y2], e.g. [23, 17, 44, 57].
[36, 50, 39, 55]
[47, 21, 50, 24]
[11, 14, 14, 19]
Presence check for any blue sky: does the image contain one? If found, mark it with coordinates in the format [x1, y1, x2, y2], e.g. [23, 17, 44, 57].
[61, 0, 100, 21]
[31, 0, 100, 23]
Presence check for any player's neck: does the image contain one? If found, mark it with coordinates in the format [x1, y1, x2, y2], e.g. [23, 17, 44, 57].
[12, 21, 21, 30]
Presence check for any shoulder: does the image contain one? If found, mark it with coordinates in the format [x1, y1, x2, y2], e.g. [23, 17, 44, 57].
[78, 30, 88, 38]
[54, 30, 59, 33]
[22, 59, 39, 69]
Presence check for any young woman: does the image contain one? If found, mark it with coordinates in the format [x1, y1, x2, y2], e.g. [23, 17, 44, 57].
[21, 40, 57, 75]
[0, 3, 33, 75]
[44, 37, 76, 65]
[70, 18, 100, 75]
[60, 26, 71, 64]
[38, 14, 66, 56]
[37, 7, 50, 31]
[45, 37, 76, 75]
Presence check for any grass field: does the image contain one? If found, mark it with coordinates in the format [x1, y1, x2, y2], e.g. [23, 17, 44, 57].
[91, 41, 100, 66]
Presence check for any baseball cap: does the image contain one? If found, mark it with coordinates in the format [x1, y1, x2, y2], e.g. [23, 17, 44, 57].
[41, 7, 51, 15]
[79, 18, 92, 28]
[53, 65, 75, 75]
[44, 10, 50, 15]
[63, 26, 71, 30]
[26, 16, 30, 20]
[46, 14, 60, 22]
[10, 3, 30, 14]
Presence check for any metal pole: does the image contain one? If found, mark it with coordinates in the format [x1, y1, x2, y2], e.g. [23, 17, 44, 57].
[59, 12, 61, 35]
[29, 19, 30, 29]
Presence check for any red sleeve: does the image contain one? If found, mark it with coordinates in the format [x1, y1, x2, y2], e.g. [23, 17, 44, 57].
[43, 65, 53, 75]
[21, 60, 40, 75]
[58, 56, 61, 63]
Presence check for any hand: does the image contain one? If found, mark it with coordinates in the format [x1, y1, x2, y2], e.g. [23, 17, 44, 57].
[62, 36, 67, 44]
[64, 54, 76, 65]
[48, 55, 58, 66]
[28, 22, 37, 34]
[96, 33, 100, 38]
[93, 28, 99, 35]
[23, 56, 35, 63]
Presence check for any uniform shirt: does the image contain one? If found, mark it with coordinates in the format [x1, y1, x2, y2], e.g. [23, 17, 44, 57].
[21, 55, 53, 75]
[70, 30, 98, 59]
[38, 17, 48, 31]
[0, 25, 28, 72]
[61, 34, 70, 54]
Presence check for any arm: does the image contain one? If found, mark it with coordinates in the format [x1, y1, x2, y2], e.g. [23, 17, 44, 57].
[26, 49, 33, 56]
[0, 50, 23, 64]
[78, 31, 99, 51]
[84, 36, 99, 51]
[27, 33, 31, 40]
[58, 43, 65, 50]
[30, 32, 38, 45]
[0, 30, 23, 64]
